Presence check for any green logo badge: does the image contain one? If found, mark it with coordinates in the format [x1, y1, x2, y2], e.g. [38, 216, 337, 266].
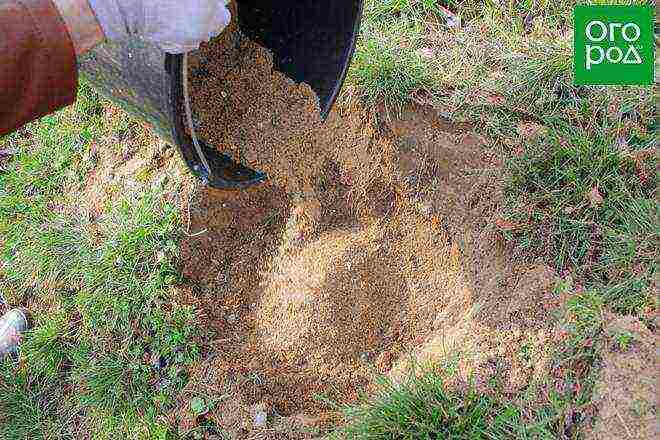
[574, 5, 654, 85]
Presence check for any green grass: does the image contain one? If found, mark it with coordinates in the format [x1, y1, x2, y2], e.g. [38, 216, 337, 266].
[504, 128, 657, 314]
[0, 86, 198, 439]
[332, 283, 610, 439]
[348, 0, 440, 105]
[332, 371, 530, 439]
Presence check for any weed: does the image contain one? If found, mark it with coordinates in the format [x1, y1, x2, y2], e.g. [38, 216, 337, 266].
[504, 127, 656, 314]
[612, 330, 635, 351]
[0, 366, 67, 440]
[349, 0, 440, 106]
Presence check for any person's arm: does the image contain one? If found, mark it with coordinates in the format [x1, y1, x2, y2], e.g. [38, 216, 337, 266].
[51, 0, 104, 56]
[0, 0, 231, 137]
[0, 0, 99, 136]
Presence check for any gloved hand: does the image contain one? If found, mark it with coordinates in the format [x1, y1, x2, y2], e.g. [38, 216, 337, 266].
[87, 0, 231, 54]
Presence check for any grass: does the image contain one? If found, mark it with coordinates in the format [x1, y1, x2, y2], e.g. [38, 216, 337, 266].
[332, 282, 610, 440]
[0, 86, 198, 438]
[332, 371, 530, 439]
[505, 128, 657, 314]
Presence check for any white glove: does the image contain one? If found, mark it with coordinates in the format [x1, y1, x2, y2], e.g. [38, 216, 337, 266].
[88, 0, 231, 54]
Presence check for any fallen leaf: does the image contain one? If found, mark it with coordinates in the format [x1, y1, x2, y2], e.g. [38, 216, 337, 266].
[495, 218, 518, 231]
[607, 98, 621, 119]
[0, 149, 16, 165]
[439, 6, 461, 28]
[522, 12, 535, 34]
[614, 136, 629, 152]
[292, 413, 324, 428]
[375, 350, 394, 373]
[430, 215, 443, 230]
[486, 94, 506, 106]
[587, 186, 603, 207]
[634, 160, 650, 185]
[411, 88, 434, 106]
[178, 415, 197, 433]
[624, 148, 656, 161]
[517, 122, 546, 139]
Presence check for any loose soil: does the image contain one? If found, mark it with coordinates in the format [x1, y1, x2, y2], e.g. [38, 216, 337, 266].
[584, 315, 659, 440]
[82, 100, 562, 439]
[189, 1, 326, 200]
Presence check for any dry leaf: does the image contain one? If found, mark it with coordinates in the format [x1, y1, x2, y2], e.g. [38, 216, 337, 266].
[439, 6, 461, 28]
[522, 12, 535, 34]
[486, 94, 506, 106]
[0, 149, 16, 165]
[634, 159, 650, 185]
[614, 136, 629, 153]
[587, 186, 603, 206]
[495, 218, 518, 231]
[430, 215, 443, 230]
[178, 414, 197, 433]
[625, 148, 656, 161]
[517, 122, 546, 139]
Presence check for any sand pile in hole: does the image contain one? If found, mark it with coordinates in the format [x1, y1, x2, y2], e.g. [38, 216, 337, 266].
[172, 98, 566, 436]
[257, 225, 406, 365]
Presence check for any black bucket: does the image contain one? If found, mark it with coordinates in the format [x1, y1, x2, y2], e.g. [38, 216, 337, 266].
[80, 1, 364, 189]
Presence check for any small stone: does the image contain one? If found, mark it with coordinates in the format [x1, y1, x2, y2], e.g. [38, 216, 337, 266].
[226, 314, 237, 325]
[150, 352, 167, 370]
[418, 48, 434, 59]
[417, 202, 433, 217]
[155, 378, 171, 390]
[251, 403, 268, 428]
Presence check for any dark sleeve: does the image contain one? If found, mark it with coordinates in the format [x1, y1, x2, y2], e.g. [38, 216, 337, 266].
[0, 0, 78, 136]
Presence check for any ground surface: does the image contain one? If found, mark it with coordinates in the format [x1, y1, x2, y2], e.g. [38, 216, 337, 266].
[1, 1, 657, 439]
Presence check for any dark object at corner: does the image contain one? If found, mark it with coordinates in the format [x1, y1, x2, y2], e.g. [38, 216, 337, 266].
[80, 1, 363, 190]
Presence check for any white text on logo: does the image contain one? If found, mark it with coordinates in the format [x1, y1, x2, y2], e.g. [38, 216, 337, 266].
[585, 20, 642, 70]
